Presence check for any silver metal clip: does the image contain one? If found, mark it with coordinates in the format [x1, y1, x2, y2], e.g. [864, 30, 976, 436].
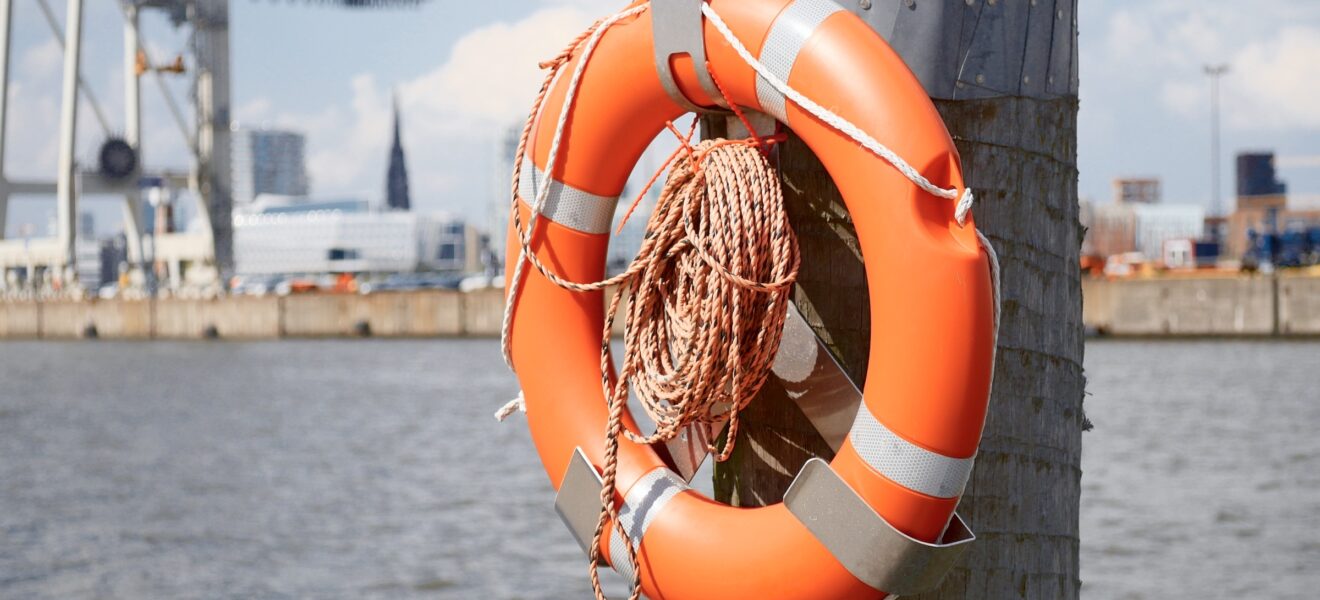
[785, 458, 976, 595]
[650, 0, 728, 112]
[555, 447, 607, 557]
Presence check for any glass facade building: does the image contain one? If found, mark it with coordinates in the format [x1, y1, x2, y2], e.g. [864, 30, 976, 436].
[231, 128, 310, 207]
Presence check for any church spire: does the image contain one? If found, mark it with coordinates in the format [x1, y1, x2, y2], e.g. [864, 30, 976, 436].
[386, 91, 411, 211]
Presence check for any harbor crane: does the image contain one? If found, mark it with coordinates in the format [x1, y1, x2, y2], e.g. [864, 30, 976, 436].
[0, 0, 422, 294]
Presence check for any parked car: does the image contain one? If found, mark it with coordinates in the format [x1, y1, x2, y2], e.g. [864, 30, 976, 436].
[459, 273, 504, 292]
[230, 275, 283, 296]
[358, 273, 464, 294]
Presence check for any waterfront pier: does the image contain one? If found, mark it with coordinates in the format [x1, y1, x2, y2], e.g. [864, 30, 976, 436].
[2, 272, 1317, 340]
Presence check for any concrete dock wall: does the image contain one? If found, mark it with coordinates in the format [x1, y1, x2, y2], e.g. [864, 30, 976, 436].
[2, 275, 1316, 340]
[1083, 275, 1275, 336]
[1083, 273, 1319, 337]
[462, 287, 504, 336]
[279, 291, 464, 337]
[1279, 273, 1320, 335]
[0, 290, 487, 340]
[156, 297, 281, 339]
[0, 301, 40, 338]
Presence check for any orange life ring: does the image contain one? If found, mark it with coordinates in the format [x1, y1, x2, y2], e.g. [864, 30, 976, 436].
[503, 1, 996, 598]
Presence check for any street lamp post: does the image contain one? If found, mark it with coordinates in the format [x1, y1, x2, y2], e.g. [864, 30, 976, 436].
[1204, 63, 1229, 221]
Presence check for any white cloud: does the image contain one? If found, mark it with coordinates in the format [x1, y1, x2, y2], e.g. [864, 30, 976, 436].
[1154, 25, 1320, 130]
[241, 5, 605, 210]
[234, 97, 273, 126]
[1096, 1, 1320, 132]
[399, 6, 599, 132]
[1221, 27, 1320, 129]
[19, 39, 62, 80]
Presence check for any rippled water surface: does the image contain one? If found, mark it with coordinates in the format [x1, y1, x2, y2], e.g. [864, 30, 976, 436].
[1081, 339, 1320, 599]
[0, 340, 629, 599]
[2, 339, 1317, 598]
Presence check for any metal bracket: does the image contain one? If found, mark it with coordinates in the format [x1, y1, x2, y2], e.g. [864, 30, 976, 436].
[785, 458, 975, 595]
[555, 447, 607, 557]
[554, 449, 648, 600]
[654, 301, 863, 483]
[651, 0, 727, 112]
[559, 451, 973, 595]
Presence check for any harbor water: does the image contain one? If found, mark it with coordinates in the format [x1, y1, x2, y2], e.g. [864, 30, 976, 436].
[1080, 339, 1319, 598]
[1, 339, 1317, 598]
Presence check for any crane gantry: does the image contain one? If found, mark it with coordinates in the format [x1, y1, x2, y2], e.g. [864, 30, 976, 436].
[0, 0, 422, 295]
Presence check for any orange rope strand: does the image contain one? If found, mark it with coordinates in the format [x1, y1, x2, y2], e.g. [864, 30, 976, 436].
[509, 27, 799, 600]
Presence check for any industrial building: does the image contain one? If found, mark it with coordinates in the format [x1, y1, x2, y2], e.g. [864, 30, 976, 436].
[233, 197, 477, 276]
[1080, 177, 1204, 265]
[1226, 152, 1320, 266]
[1083, 153, 1320, 270]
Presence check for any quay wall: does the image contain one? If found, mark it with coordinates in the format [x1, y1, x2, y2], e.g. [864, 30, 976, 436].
[0, 288, 613, 340]
[1083, 273, 1319, 337]
[0, 291, 467, 340]
[1279, 273, 1320, 335]
[2, 275, 1316, 340]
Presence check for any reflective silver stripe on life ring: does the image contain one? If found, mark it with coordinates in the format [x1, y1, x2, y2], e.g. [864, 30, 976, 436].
[608, 467, 688, 581]
[518, 158, 619, 235]
[849, 406, 975, 499]
[755, 0, 846, 122]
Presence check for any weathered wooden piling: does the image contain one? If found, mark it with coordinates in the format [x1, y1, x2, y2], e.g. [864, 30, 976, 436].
[709, 2, 1086, 597]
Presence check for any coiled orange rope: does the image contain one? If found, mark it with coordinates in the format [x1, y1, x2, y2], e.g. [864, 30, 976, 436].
[505, 13, 800, 599]
[588, 137, 800, 598]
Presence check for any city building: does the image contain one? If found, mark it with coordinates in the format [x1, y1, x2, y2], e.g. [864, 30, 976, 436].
[1080, 182, 1204, 265]
[233, 196, 473, 275]
[1226, 151, 1320, 261]
[1112, 177, 1161, 205]
[73, 232, 128, 292]
[74, 239, 105, 289]
[1080, 200, 1135, 259]
[1131, 204, 1205, 259]
[1237, 152, 1287, 198]
[231, 127, 310, 207]
[386, 94, 412, 211]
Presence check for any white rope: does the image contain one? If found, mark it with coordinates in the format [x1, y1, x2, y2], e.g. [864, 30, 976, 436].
[701, 1, 1002, 341]
[700, 3, 969, 208]
[500, 5, 650, 370]
[494, 391, 526, 421]
[976, 229, 1002, 342]
[955, 188, 976, 226]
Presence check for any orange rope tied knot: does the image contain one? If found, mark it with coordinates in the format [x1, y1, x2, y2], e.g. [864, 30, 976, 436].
[588, 138, 800, 599]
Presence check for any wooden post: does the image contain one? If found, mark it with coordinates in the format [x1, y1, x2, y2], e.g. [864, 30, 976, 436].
[707, 15, 1086, 600]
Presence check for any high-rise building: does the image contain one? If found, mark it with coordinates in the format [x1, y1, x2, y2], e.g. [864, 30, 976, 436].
[1226, 151, 1320, 260]
[1236, 152, 1287, 198]
[386, 94, 411, 211]
[231, 127, 310, 206]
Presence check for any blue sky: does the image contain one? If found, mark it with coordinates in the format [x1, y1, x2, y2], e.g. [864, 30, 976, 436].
[3, 0, 1318, 237]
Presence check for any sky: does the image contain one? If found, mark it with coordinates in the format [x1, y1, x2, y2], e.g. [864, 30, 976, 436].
[3, 0, 1319, 238]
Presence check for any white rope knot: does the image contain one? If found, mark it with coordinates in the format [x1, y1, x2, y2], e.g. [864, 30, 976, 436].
[955, 187, 975, 227]
[494, 391, 526, 422]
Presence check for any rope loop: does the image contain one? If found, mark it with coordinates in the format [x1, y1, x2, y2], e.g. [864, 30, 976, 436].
[955, 187, 976, 226]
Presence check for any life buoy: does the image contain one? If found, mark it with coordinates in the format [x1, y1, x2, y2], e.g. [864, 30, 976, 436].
[502, 1, 996, 598]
